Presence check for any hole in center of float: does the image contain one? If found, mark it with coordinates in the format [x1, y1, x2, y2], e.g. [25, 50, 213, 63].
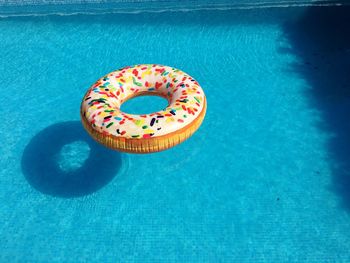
[121, 95, 169, 115]
[55, 141, 91, 173]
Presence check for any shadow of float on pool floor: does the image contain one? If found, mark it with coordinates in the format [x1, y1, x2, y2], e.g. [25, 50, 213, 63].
[21, 121, 124, 198]
[282, 6, 350, 210]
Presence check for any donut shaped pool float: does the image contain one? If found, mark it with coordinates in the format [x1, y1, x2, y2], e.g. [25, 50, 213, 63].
[81, 64, 206, 153]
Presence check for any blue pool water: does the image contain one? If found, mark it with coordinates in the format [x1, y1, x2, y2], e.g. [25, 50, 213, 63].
[1, 6, 350, 262]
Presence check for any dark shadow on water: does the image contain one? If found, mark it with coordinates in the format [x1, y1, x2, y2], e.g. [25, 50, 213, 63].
[22, 121, 124, 198]
[282, 6, 350, 210]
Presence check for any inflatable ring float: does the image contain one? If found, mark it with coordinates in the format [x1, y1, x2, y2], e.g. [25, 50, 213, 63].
[81, 64, 206, 153]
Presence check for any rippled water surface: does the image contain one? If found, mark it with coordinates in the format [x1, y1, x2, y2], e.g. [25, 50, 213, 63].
[1, 6, 350, 262]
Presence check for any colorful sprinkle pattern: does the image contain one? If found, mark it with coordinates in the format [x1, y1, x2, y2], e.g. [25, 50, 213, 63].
[81, 64, 205, 139]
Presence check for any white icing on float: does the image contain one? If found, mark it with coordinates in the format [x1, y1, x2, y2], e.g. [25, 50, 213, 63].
[81, 64, 206, 140]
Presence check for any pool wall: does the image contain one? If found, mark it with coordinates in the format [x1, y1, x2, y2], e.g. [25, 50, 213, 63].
[0, 0, 349, 16]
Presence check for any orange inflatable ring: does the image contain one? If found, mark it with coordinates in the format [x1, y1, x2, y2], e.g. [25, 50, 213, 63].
[81, 64, 206, 153]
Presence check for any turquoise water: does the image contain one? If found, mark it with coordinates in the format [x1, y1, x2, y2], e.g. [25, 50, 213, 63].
[1, 6, 350, 262]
